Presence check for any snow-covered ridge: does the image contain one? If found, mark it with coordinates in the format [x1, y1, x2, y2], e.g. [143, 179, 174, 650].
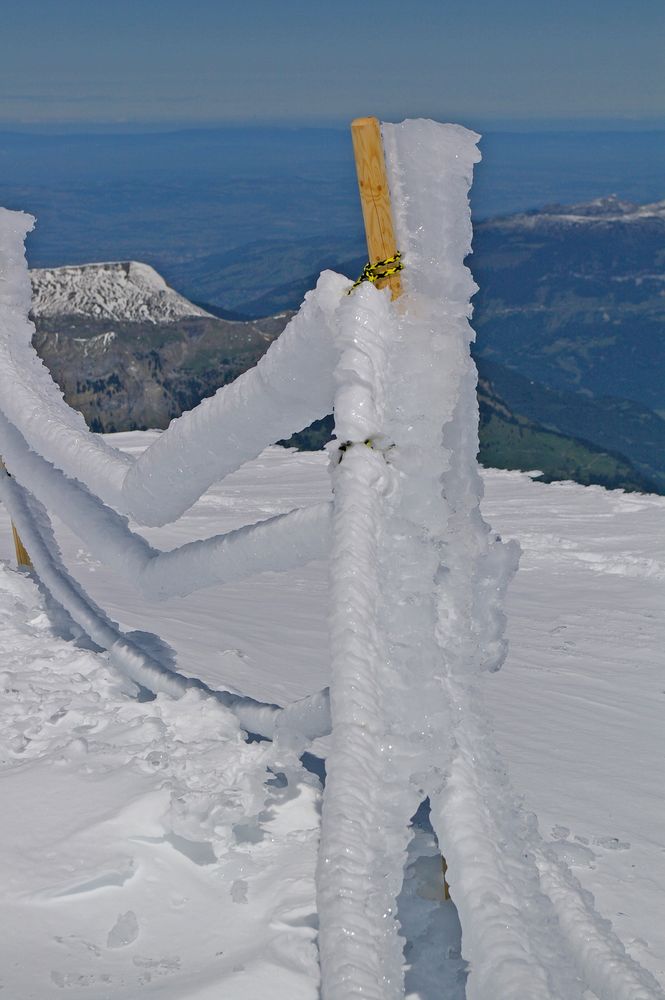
[492, 195, 665, 229]
[30, 261, 213, 323]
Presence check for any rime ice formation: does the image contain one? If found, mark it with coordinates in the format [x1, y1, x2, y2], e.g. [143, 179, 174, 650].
[317, 285, 404, 998]
[0, 208, 347, 522]
[0, 410, 331, 602]
[0, 208, 336, 742]
[317, 120, 664, 1000]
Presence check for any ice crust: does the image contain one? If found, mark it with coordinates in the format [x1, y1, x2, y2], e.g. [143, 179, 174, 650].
[0, 468, 304, 739]
[317, 120, 664, 1000]
[0, 208, 338, 738]
[316, 118, 500, 999]
[0, 410, 331, 602]
[120, 270, 347, 525]
[317, 286, 405, 998]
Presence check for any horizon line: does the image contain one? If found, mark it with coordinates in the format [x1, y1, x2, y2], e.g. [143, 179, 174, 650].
[1, 115, 664, 137]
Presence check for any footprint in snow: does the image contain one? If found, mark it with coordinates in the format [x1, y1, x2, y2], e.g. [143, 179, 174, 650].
[549, 826, 631, 865]
[547, 839, 597, 868]
[593, 835, 631, 851]
[107, 910, 139, 949]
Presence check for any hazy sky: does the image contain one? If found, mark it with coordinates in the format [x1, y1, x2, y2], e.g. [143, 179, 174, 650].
[1, 0, 663, 127]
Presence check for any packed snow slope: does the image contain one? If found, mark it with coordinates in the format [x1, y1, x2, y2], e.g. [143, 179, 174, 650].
[0, 437, 663, 999]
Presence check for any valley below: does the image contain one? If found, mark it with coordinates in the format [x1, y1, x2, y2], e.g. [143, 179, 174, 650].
[29, 195, 665, 495]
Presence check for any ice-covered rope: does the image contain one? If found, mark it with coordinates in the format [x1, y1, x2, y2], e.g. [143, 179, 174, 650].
[535, 848, 665, 1000]
[317, 284, 407, 998]
[430, 674, 665, 1000]
[0, 411, 331, 602]
[0, 207, 347, 526]
[0, 466, 331, 742]
[0, 209, 338, 744]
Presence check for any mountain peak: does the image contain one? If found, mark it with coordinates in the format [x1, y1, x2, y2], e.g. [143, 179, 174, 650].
[489, 196, 665, 231]
[30, 261, 213, 324]
[553, 194, 638, 216]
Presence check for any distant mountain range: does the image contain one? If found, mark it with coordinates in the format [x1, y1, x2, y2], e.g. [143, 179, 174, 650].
[471, 196, 665, 413]
[31, 262, 286, 433]
[181, 194, 664, 490]
[28, 211, 662, 495]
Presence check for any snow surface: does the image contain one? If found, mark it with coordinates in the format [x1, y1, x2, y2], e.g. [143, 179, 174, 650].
[0, 443, 663, 998]
[30, 261, 213, 323]
[495, 197, 665, 229]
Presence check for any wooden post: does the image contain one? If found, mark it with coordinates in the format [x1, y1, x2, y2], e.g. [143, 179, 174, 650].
[0, 459, 32, 569]
[350, 116, 403, 300]
[11, 522, 32, 569]
[351, 116, 450, 902]
[442, 854, 450, 901]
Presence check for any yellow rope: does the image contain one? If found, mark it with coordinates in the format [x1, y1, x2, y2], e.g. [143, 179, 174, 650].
[348, 251, 404, 293]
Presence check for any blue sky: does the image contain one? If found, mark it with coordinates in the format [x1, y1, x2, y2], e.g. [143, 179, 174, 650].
[1, 0, 663, 127]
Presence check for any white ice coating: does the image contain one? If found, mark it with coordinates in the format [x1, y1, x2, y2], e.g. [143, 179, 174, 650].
[535, 848, 665, 1000]
[0, 210, 131, 503]
[0, 410, 331, 602]
[120, 270, 347, 525]
[0, 208, 335, 743]
[317, 285, 406, 999]
[0, 467, 330, 743]
[318, 119, 663, 1000]
[0, 206, 347, 524]
[317, 119, 502, 1000]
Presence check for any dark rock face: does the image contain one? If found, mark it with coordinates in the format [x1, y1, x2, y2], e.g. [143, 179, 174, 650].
[32, 313, 287, 433]
[470, 198, 665, 411]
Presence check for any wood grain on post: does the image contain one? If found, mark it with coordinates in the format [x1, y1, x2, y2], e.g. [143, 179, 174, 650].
[351, 116, 403, 300]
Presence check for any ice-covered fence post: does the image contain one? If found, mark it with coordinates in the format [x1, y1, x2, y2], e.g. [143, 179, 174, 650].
[352, 116, 449, 902]
[319, 116, 455, 1000]
[317, 117, 405, 1000]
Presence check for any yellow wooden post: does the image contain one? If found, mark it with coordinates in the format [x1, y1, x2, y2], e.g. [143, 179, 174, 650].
[350, 116, 403, 300]
[442, 854, 450, 901]
[0, 459, 32, 569]
[11, 522, 32, 569]
[351, 115, 450, 902]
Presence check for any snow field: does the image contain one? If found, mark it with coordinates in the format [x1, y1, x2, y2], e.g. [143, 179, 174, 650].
[0, 451, 664, 997]
[0, 560, 323, 999]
